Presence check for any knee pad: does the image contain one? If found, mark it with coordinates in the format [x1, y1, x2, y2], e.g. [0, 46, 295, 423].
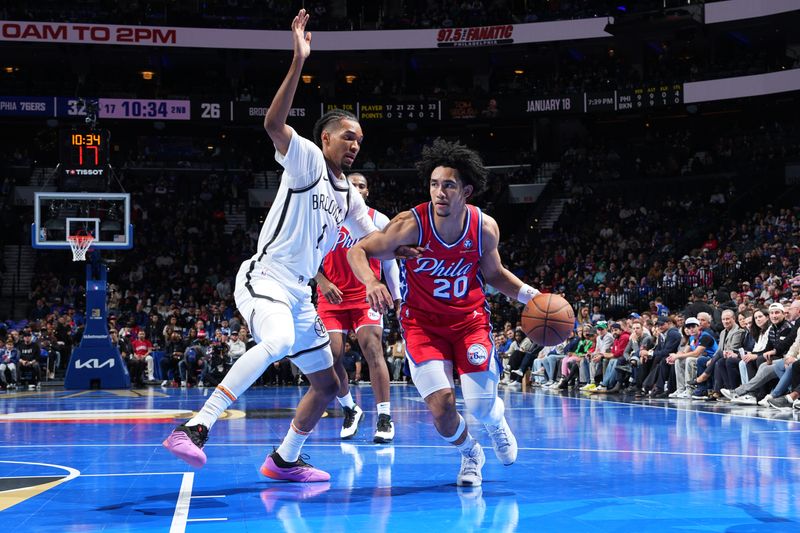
[251, 304, 295, 356]
[260, 329, 294, 360]
[461, 371, 503, 426]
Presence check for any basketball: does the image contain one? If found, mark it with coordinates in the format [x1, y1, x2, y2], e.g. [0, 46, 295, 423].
[521, 293, 575, 345]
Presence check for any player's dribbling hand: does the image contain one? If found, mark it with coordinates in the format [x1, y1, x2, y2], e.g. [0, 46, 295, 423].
[292, 9, 311, 59]
[395, 245, 425, 259]
[366, 280, 393, 314]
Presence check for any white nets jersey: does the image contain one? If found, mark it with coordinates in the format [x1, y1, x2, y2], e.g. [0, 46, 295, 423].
[242, 127, 375, 288]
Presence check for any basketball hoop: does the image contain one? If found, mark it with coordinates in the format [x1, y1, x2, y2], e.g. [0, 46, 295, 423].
[67, 234, 95, 262]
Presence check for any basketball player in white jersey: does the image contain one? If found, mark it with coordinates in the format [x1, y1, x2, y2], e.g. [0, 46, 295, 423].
[314, 173, 401, 443]
[163, 9, 380, 482]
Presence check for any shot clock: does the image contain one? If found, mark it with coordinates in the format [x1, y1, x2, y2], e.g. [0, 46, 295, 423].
[59, 128, 111, 190]
[60, 128, 110, 169]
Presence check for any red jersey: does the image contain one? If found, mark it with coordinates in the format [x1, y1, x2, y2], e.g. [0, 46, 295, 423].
[317, 208, 382, 310]
[131, 339, 153, 359]
[401, 202, 485, 317]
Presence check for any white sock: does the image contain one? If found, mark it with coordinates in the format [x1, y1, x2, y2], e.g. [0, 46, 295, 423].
[456, 434, 479, 457]
[338, 392, 355, 409]
[186, 341, 279, 429]
[377, 401, 390, 416]
[186, 385, 236, 430]
[276, 422, 311, 463]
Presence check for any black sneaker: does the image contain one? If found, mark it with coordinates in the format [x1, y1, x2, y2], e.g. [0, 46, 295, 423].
[340, 405, 364, 439]
[373, 414, 395, 443]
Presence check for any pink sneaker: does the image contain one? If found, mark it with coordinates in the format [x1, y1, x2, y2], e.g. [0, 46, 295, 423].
[162, 424, 208, 468]
[260, 451, 330, 482]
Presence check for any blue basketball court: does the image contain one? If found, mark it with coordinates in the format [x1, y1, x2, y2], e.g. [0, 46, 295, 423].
[2, 385, 799, 532]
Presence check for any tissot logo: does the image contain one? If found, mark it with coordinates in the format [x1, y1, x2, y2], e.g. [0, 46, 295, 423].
[68, 169, 105, 175]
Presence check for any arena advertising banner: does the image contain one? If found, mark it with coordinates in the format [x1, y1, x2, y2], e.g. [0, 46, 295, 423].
[0, 19, 611, 50]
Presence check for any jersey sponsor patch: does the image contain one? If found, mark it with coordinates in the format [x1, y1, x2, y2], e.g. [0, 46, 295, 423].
[466, 343, 488, 366]
[367, 309, 381, 321]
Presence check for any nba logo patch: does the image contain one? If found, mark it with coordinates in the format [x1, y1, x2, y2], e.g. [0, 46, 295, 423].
[467, 344, 488, 366]
[368, 309, 381, 320]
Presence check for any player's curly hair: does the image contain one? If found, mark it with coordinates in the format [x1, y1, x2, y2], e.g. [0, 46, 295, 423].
[415, 138, 488, 195]
[312, 109, 359, 147]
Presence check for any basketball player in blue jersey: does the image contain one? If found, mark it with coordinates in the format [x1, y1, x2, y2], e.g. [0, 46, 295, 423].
[163, 9, 381, 482]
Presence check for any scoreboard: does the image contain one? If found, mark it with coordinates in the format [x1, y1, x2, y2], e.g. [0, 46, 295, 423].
[616, 84, 684, 110]
[322, 101, 442, 121]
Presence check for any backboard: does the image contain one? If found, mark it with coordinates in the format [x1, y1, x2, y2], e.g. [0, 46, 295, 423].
[32, 192, 133, 250]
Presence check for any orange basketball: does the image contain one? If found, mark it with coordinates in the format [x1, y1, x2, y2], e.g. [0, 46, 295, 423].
[520, 293, 575, 345]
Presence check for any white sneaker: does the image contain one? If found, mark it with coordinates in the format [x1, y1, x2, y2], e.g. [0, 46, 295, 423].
[758, 394, 773, 407]
[506, 381, 522, 391]
[720, 388, 736, 401]
[340, 405, 364, 439]
[161, 380, 168, 387]
[457, 443, 485, 487]
[668, 389, 683, 399]
[486, 416, 518, 466]
[511, 369, 524, 377]
[732, 394, 757, 405]
[197, 381, 205, 388]
[678, 390, 692, 399]
[373, 414, 395, 443]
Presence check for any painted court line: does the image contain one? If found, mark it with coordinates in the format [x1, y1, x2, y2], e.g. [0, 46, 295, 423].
[5, 442, 800, 462]
[186, 518, 228, 522]
[191, 495, 226, 499]
[80, 472, 188, 477]
[169, 472, 194, 533]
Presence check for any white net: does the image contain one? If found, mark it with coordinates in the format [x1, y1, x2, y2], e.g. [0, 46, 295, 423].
[67, 235, 95, 261]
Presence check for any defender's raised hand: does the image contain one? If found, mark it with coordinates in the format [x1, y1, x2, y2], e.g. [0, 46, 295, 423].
[292, 9, 311, 59]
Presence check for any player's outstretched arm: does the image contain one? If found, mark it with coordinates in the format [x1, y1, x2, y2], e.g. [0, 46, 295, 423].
[348, 211, 419, 312]
[479, 214, 540, 304]
[264, 8, 311, 155]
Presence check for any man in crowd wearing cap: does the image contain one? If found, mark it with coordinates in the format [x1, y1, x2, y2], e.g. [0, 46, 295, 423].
[660, 317, 704, 399]
[593, 323, 631, 393]
[581, 321, 613, 391]
[638, 316, 681, 397]
[678, 312, 717, 399]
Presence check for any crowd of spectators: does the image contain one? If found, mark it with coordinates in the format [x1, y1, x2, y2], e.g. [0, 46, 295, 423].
[2, 96, 799, 394]
[3, 0, 715, 31]
[495, 294, 800, 413]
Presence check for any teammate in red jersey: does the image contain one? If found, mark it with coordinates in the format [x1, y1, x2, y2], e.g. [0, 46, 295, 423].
[348, 138, 540, 487]
[315, 173, 401, 443]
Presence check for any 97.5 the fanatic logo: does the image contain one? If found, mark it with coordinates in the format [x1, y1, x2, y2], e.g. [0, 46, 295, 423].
[436, 25, 514, 48]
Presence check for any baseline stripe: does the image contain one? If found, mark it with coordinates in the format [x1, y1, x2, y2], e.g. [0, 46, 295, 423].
[169, 472, 194, 533]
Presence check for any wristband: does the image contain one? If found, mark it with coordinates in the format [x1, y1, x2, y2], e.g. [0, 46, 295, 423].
[517, 284, 540, 304]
